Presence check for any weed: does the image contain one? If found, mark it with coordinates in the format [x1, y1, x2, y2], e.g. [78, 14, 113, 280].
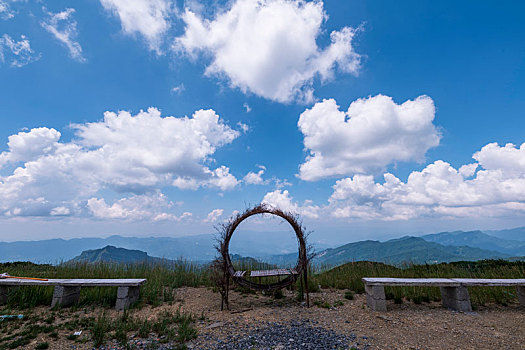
[35, 342, 49, 349]
[176, 318, 198, 343]
[344, 290, 354, 300]
[49, 332, 59, 339]
[91, 312, 110, 347]
[314, 299, 331, 308]
[273, 289, 284, 299]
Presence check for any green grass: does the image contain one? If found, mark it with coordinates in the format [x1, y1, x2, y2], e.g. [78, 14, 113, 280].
[0, 305, 198, 349]
[314, 259, 525, 307]
[1, 261, 208, 309]
[1, 258, 523, 313]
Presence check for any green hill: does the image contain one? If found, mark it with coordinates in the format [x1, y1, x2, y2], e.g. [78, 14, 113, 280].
[70, 245, 165, 264]
[266, 236, 510, 267]
[315, 236, 509, 266]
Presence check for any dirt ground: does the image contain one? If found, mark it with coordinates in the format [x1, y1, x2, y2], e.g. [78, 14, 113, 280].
[176, 287, 525, 350]
[10, 286, 525, 349]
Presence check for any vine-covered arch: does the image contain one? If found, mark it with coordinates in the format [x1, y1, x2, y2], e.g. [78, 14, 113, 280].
[216, 204, 312, 309]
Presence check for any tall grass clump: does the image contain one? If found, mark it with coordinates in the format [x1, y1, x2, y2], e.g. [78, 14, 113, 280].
[1, 260, 210, 309]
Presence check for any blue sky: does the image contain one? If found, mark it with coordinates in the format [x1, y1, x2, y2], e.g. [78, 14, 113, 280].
[1, 0, 524, 243]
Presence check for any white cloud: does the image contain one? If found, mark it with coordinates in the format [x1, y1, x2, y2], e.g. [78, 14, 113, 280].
[41, 8, 85, 62]
[203, 208, 223, 223]
[50, 206, 70, 216]
[174, 0, 361, 103]
[0, 127, 60, 166]
[243, 103, 252, 113]
[171, 83, 185, 94]
[87, 192, 190, 221]
[237, 122, 249, 134]
[327, 142, 525, 220]
[205, 165, 239, 191]
[243, 165, 266, 185]
[0, 34, 40, 67]
[298, 94, 441, 181]
[0, 1, 14, 19]
[0, 107, 240, 218]
[262, 189, 319, 218]
[100, 0, 171, 53]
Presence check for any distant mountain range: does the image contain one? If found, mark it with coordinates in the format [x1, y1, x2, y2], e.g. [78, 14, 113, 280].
[421, 230, 525, 256]
[1, 226, 524, 266]
[0, 230, 320, 264]
[484, 227, 525, 242]
[266, 236, 511, 266]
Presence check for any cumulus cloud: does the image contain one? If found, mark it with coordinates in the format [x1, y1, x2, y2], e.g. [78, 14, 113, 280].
[174, 165, 239, 191]
[0, 127, 60, 166]
[243, 165, 266, 185]
[100, 0, 171, 52]
[0, 107, 240, 219]
[298, 95, 441, 181]
[0, 34, 40, 67]
[262, 189, 319, 218]
[87, 192, 191, 221]
[174, 0, 361, 103]
[203, 208, 223, 223]
[261, 142, 525, 221]
[327, 142, 525, 220]
[41, 8, 85, 62]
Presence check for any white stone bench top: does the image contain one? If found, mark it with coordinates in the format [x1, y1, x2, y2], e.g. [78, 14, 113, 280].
[362, 277, 525, 287]
[0, 278, 146, 287]
[362, 278, 461, 286]
[450, 278, 525, 286]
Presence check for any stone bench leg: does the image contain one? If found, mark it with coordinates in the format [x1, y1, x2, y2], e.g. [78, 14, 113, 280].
[517, 286, 525, 307]
[0, 286, 8, 304]
[365, 284, 386, 311]
[440, 286, 471, 312]
[115, 286, 140, 311]
[51, 286, 81, 308]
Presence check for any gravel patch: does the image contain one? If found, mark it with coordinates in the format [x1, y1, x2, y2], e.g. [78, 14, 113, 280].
[191, 319, 369, 350]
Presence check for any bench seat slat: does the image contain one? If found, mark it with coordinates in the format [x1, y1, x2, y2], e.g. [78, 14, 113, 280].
[362, 278, 461, 286]
[0, 278, 146, 287]
[250, 269, 298, 277]
[362, 277, 525, 287]
[450, 278, 525, 286]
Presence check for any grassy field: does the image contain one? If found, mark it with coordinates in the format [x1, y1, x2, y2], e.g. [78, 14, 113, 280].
[0, 259, 524, 348]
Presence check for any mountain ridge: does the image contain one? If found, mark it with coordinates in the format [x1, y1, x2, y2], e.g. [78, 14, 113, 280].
[1, 227, 523, 265]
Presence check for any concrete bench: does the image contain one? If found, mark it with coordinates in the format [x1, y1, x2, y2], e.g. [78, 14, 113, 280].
[0, 278, 146, 310]
[362, 278, 525, 312]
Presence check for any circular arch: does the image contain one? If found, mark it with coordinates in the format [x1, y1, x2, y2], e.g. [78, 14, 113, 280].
[219, 204, 309, 291]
